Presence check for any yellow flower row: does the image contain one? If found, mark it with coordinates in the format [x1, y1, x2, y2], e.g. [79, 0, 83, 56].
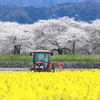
[0, 69, 100, 100]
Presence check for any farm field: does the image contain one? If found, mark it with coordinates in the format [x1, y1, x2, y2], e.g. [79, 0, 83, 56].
[0, 54, 100, 62]
[0, 70, 100, 100]
[0, 68, 98, 71]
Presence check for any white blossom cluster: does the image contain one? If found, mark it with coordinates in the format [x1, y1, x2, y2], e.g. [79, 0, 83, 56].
[0, 17, 100, 55]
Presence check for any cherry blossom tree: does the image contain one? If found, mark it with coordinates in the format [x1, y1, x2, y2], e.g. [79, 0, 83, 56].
[33, 18, 68, 54]
[80, 20, 100, 54]
[33, 17, 89, 54]
[0, 17, 100, 55]
[57, 27, 89, 54]
[0, 22, 35, 54]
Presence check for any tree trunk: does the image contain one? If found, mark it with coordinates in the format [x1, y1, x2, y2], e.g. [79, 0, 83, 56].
[57, 48, 63, 55]
[14, 45, 21, 54]
[72, 42, 75, 54]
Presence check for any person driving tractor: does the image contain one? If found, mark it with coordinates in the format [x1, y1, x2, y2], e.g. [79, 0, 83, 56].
[40, 53, 48, 62]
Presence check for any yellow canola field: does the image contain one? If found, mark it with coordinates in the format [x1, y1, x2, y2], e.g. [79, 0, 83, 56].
[0, 70, 100, 100]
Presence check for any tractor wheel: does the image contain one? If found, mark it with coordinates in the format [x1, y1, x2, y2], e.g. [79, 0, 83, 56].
[51, 65, 55, 72]
[46, 69, 51, 72]
[28, 68, 35, 72]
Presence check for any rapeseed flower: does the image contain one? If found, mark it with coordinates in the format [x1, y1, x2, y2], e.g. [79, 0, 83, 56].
[0, 70, 100, 100]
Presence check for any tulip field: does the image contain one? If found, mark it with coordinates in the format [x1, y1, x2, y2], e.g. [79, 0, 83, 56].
[0, 69, 100, 100]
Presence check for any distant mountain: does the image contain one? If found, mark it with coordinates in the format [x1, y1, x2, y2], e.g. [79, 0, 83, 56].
[0, 0, 100, 7]
[0, 1, 100, 24]
[0, 5, 33, 23]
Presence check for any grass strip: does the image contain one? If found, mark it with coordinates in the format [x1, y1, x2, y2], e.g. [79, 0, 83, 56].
[0, 54, 100, 62]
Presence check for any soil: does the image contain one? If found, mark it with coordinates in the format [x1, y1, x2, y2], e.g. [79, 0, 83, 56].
[0, 68, 96, 71]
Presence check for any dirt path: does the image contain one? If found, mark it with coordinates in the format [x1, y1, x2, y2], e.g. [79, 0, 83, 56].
[0, 68, 97, 71]
[0, 68, 29, 71]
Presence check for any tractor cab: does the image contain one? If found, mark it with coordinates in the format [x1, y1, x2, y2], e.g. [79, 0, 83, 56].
[30, 50, 54, 72]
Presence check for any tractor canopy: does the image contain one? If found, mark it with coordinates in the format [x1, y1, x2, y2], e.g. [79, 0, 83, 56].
[33, 50, 52, 62]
